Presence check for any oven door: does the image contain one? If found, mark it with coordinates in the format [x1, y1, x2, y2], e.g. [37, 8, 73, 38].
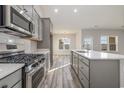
[26, 63, 46, 88]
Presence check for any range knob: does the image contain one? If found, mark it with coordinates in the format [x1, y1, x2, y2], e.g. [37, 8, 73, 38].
[41, 58, 45, 61]
[32, 63, 38, 68]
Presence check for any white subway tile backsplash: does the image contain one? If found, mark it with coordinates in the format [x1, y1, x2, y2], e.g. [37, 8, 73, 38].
[0, 44, 6, 51]
[0, 33, 37, 52]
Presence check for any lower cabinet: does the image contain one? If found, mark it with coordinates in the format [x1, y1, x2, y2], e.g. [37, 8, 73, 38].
[79, 70, 89, 88]
[71, 51, 119, 88]
[0, 69, 22, 88]
[78, 56, 90, 88]
[12, 81, 22, 88]
[72, 53, 79, 74]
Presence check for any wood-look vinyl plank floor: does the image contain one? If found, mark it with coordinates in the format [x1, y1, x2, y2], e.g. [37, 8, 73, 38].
[40, 55, 82, 88]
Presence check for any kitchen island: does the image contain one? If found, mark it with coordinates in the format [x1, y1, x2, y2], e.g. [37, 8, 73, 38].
[71, 50, 124, 88]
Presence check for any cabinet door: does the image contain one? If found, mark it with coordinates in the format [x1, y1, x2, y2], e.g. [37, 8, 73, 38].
[12, 81, 22, 88]
[79, 60, 89, 80]
[23, 5, 33, 18]
[32, 7, 39, 39]
[90, 60, 119, 88]
[38, 18, 43, 41]
[79, 70, 89, 88]
[0, 69, 22, 88]
[73, 53, 79, 74]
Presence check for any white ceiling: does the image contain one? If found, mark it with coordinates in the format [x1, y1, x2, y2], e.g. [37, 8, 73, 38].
[41, 5, 124, 34]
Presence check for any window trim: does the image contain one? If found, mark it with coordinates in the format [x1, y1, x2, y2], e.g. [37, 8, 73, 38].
[100, 35, 118, 52]
[83, 37, 93, 50]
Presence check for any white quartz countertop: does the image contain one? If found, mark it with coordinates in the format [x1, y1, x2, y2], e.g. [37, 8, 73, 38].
[72, 50, 124, 60]
[0, 64, 24, 80]
[25, 49, 49, 54]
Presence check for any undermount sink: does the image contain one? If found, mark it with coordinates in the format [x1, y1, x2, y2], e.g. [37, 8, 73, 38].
[76, 50, 88, 53]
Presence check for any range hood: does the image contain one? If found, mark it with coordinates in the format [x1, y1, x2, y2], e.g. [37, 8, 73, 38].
[0, 26, 32, 37]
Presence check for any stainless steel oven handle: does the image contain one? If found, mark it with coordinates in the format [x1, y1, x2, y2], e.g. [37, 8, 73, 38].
[27, 63, 45, 77]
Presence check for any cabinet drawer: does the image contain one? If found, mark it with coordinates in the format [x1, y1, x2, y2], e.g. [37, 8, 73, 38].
[73, 52, 78, 57]
[0, 69, 22, 88]
[79, 70, 89, 88]
[79, 60, 89, 80]
[79, 56, 89, 66]
[12, 81, 22, 88]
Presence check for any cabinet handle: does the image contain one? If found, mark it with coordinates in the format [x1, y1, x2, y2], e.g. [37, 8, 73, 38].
[81, 78, 84, 80]
[2, 85, 8, 88]
[81, 67, 84, 69]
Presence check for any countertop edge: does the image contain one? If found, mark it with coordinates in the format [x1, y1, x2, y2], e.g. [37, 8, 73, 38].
[71, 50, 124, 60]
[0, 64, 25, 80]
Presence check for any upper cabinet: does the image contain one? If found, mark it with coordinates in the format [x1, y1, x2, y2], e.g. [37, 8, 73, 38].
[38, 18, 43, 41]
[31, 6, 43, 41]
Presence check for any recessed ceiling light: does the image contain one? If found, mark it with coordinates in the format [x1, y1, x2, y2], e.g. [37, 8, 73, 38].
[73, 8, 78, 13]
[54, 9, 58, 13]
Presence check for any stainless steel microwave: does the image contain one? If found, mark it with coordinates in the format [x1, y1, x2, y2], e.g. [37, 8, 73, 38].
[0, 5, 33, 37]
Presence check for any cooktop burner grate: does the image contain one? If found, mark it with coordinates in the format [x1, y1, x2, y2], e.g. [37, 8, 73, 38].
[0, 53, 45, 66]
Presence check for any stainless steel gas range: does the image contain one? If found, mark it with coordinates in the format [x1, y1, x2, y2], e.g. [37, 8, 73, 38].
[0, 50, 47, 88]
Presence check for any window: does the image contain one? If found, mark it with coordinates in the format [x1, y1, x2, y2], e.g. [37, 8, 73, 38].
[59, 38, 71, 50]
[100, 36, 108, 44]
[100, 36, 108, 51]
[83, 38, 93, 50]
[100, 36, 118, 51]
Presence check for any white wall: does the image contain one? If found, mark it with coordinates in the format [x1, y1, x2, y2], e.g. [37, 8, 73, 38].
[81, 29, 124, 54]
[0, 33, 25, 51]
[76, 30, 82, 49]
[53, 33, 76, 55]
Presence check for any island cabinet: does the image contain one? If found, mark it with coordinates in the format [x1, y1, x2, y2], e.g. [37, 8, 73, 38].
[78, 56, 89, 88]
[72, 52, 79, 75]
[71, 51, 120, 88]
[0, 69, 22, 88]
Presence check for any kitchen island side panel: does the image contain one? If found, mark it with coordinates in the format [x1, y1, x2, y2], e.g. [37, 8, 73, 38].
[90, 60, 119, 88]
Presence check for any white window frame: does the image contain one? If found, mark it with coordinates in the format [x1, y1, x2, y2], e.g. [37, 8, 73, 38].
[83, 37, 93, 50]
[100, 35, 118, 52]
[59, 38, 71, 50]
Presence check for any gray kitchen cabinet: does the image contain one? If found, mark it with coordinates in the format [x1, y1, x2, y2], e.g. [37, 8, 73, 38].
[37, 18, 53, 67]
[0, 69, 22, 88]
[71, 51, 119, 88]
[72, 52, 79, 74]
[31, 7, 39, 40]
[78, 55, 90, 88]
[22, 5, 33, 20]
[12, 81, 22, 88]
[31, 7, 43, 41]
[79, 58, 89, 80]
[90, 60, 119, 88]
[79, 69, 89, 88]
[38, 18, 43, 41]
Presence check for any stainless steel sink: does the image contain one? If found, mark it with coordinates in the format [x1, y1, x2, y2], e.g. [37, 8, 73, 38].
[76, 50, 87, 53]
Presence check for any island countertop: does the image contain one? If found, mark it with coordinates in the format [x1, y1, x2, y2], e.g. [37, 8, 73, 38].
[72, 50, 124, 60]
[0, 64, 25, 80]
